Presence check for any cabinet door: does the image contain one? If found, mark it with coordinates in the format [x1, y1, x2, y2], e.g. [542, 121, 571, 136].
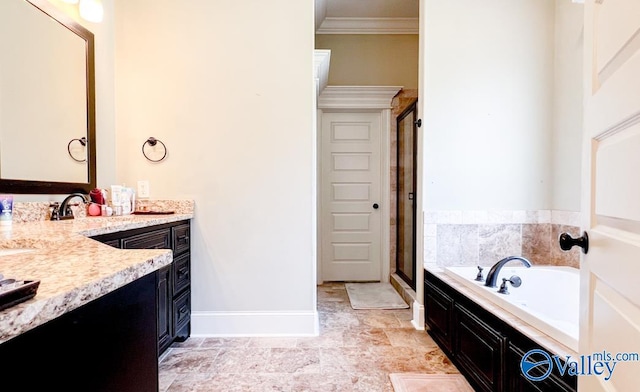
[454, 303, 505, 392]
[102, 238, 121, 248]
[157, 265, 172, 354]
[425, 280, 454, 354]
[506, 342, 576, 392]
[172, 289, 191, 341]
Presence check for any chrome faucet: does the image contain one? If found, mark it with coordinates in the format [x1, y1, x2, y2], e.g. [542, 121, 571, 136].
[51, 193, 88, 220]
[484, 256, 532, 288]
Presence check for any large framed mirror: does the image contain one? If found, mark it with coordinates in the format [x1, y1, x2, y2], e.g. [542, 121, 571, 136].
[0, 0, 96, 194]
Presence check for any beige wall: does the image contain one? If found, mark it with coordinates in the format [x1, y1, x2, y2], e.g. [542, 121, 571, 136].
[422, 0, 557, 211]
[551, 0, 583, 212]
[316, 34, 418, 89]
[115, 0, 317, 334]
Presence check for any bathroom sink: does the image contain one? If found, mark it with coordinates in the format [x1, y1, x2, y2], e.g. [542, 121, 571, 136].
[0, 249, 35, 257]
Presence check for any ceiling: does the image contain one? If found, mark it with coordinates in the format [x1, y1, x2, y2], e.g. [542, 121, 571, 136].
[315, 0, 419, 34]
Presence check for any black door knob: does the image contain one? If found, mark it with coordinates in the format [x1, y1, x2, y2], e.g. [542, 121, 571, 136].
[373, 203, 379, 209]
[559, 231, 589, 254]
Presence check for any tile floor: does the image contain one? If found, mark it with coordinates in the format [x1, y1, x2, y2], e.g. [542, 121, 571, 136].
[159, 283, 460, 391]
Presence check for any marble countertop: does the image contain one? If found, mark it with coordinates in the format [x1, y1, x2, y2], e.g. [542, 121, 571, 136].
[424, 265, 578, 359]
[0, 212, 193, 344]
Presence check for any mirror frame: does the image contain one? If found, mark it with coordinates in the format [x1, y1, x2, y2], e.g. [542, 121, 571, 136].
[0, 0, 96, 194]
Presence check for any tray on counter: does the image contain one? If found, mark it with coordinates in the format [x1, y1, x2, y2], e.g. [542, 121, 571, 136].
[0, 280, 40, 311]
[133, 210, 175, 215]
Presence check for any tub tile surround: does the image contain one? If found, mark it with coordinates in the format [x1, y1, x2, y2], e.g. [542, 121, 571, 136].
[425, 210, 581, 269]
[0, 202, 194, 344]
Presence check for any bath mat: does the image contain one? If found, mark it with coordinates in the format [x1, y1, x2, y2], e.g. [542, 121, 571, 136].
[389, 374, 473, 392]
[345, 282, 408, 310]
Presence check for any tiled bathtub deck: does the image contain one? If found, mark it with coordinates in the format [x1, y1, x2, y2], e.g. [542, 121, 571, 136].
[159, 283, 460, 391]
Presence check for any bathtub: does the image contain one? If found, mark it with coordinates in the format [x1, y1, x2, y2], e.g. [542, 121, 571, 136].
[444, 265, 579, 352]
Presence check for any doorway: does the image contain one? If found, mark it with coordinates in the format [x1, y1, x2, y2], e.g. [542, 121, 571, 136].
[317, 86, 401, 283]
[320, 110, 383, 282]
[395, 101, 418, 290]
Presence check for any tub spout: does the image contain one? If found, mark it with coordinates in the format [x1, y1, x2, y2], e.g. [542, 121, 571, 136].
[484, 256, 532, 288]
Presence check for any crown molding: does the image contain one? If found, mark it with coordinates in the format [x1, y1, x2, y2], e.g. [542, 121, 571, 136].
[314, 50, 331, 98]
[316, 17, 418, 35]
[318, 86, 402, 109]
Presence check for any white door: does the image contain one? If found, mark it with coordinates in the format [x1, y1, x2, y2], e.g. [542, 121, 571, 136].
[321, 111, 382, 281]
[580, 1, 640, 390]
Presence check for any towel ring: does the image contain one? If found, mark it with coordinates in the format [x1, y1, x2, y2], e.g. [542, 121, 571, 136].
[142, 137, 167, 162]
[67, 137, 87, 162]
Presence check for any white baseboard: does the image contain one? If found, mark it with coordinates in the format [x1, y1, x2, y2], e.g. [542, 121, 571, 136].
[410, 300, 425, 330]
[191, 310, 319, 337]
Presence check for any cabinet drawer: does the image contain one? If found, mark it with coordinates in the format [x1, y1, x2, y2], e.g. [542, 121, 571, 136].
[425, 280, 454, 354]
[172, 253, 190, 294]
[454, 303, 505, 392]
[102, 238, 121, 249]
[172, 223, 190, 256]
[172, 290, 191, 333]
[122, 228, 170, 250]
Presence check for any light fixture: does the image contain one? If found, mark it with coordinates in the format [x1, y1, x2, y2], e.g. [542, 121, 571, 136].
[78, 0, 104, 23]
[61, 0, 104, 23]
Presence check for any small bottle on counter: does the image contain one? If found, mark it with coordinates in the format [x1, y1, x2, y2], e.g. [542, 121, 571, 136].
[0, 195, 13, 228]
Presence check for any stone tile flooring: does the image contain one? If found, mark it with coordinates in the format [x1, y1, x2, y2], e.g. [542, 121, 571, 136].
[159, 283, 460, 391]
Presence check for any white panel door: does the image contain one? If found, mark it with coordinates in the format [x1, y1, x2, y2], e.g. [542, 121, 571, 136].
[581, 1, 640, 390]
[321, 111, 382, 281]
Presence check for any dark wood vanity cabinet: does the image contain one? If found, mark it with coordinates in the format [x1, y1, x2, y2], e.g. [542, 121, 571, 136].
[424, 270, 576, 392]
[0, 273, 158, 392]
[92, 220, 191, 355]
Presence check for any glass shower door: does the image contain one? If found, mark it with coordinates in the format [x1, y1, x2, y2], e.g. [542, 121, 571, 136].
[396, 102, 417, 289]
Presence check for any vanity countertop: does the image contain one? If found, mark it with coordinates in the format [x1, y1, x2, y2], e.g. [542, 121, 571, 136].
[0, 212, 193, 344]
